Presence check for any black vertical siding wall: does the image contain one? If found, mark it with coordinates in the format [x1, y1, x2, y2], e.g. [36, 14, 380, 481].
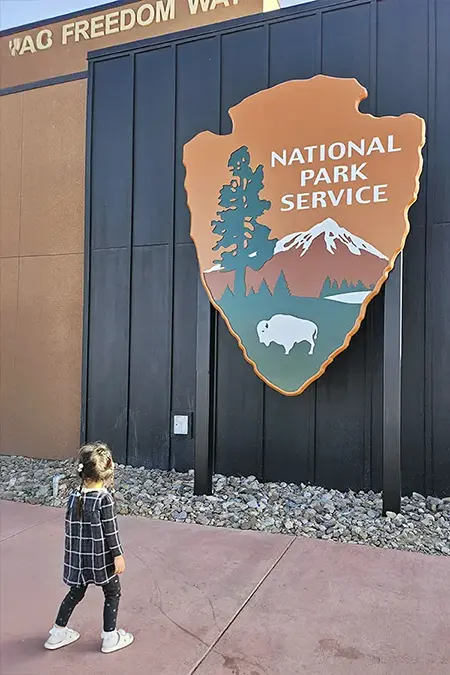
[84, 0, 450, 496]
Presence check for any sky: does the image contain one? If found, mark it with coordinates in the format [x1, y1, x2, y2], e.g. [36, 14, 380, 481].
[0, 0, 307, 31]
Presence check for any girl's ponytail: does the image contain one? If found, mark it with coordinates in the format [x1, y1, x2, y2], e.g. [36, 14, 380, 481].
[76, 462, 84, 520]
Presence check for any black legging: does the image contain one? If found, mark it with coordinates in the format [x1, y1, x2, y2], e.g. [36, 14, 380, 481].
[55, 576, 121, 632]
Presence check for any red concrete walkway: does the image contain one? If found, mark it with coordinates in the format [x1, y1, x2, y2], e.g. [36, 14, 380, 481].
[1, 500, 449, 675]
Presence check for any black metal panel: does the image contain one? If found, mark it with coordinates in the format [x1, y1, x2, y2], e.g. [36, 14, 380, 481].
[383, 253, 403, 514]
[264, 14, 320, 486]
[214, 26, 269, 478]
[86, 55, 134, 464]
[314, 2, 371, 491]
[427, 0, 450, 495]
[127, 246, 171, 469]
[90, 57, 133, 251]
[376, 0, 428, 223]
[322, 2, 371, 107]
[377, 0, 429, 495]
[133, 48, 175, 247]
[174, 38, 220, 245]
[427, 224, 450, 496]
[367, 292, 384, 492]
[171, 243, 198, 471]
[87, 248, 130, 464]
[220, 26, 269, 134]
[171, 37, 221, 470]
[195, 281, 215, 495]
[398, 226, 427, 493]
[314, 338, 368, 491]
[83, 0, 450, 496]
[215, 322, 264, 478]
[434, 0, 450, 224]
[80, 63, 94, 445]
[269, 15, 318, 86]
[263, 388, 314, 484]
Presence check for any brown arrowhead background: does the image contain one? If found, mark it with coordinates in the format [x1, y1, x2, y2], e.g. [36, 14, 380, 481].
[183, 76, 426, 395]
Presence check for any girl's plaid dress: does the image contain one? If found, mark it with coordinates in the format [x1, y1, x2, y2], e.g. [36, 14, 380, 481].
[63, 488, 123, 587]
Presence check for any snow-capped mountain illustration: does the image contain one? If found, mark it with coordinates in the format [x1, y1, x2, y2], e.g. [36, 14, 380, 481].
[204, 218, 389, 300]
[273, 218, 388, 260]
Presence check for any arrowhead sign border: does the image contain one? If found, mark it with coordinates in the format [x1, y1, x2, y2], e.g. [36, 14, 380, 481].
[183, 76, 426, 396]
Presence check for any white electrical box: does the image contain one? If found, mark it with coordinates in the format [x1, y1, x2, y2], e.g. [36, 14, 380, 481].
[173, 414, 189, 435]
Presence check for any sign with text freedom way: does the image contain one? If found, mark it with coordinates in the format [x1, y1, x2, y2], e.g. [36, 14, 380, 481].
[184, 76, 425, 396]
[1, 0, 278, 89]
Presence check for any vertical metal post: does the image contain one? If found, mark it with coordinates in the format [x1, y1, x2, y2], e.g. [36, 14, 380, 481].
[194, 278, 214, 495]
[382, 252, 403, 515]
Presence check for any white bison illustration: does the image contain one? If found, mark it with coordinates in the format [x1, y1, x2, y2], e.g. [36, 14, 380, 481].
[256, 314, 318, 356]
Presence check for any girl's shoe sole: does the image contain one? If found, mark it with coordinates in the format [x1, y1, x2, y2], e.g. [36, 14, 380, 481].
[101, 634, 134, 653]
[44, 631, 80, 650]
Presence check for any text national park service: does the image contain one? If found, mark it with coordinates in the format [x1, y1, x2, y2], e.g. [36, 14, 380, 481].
[271, 134, 402, 211]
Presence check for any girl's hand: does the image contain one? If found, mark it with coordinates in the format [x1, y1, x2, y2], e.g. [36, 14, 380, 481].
[115, 555, 126, 575]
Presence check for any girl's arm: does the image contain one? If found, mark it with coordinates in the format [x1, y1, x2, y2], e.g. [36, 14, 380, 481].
[100, 493, 123, 558]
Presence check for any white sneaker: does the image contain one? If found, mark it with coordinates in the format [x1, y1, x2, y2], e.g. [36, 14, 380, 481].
[101, 628, 134, 653]
[44, 627, 80, 650]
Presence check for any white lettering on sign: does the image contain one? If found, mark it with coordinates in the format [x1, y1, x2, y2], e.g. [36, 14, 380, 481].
[19, 35, 36, 54]
[91, 15, 105, 38]
[35, 29, 53, 50]
[61, 23, 74, 45]
[188, 0, 239, 13]
[273, 135, 402, 211]
[7, 0, 225, 57]
[280, 185, 390, 212]
[271, 136, 402, 167]
[157, 0, 176, 21]
[137, 4, 155, 26]
[75, 21, 90, 42]
[105, 12, 120, 35]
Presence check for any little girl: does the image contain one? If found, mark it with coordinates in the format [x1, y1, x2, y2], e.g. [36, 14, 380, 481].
[44, 442, 134, 654]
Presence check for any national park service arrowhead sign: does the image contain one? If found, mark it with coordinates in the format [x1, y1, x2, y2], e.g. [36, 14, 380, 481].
[183, 76, 426, 396]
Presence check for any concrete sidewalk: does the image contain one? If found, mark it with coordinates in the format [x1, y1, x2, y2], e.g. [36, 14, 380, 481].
[1, 500, 449, 675]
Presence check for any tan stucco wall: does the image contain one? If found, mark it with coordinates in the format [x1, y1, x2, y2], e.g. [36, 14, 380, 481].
[0, 80, 86, 459]
[0, 0, 281, 461]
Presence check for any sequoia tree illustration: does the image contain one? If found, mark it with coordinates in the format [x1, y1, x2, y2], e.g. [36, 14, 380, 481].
[211, 146, 275, 297]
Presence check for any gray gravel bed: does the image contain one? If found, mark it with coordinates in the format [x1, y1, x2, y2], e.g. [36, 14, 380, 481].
[1, 454, 449, 556]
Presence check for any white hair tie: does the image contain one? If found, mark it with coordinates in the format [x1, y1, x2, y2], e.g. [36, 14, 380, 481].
[78, 463, 84, 473]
